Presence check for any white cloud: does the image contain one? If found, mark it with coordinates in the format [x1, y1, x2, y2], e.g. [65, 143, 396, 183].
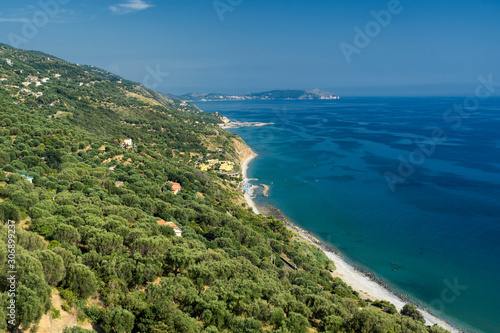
[109, 0, 154, 15]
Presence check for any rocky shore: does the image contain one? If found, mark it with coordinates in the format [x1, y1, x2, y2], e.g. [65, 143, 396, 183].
[260, 184, 270, 197]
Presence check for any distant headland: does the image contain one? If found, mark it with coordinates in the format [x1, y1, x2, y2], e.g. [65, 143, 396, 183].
[171, 89, 340, 101]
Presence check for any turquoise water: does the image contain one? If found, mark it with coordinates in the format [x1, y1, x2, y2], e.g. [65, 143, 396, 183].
[195, 98, 500, 333]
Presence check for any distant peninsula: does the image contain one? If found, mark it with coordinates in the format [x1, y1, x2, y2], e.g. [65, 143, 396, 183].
[174, 89, 340, 101]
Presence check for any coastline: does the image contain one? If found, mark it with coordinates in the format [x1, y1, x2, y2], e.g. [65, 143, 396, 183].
[241, 154, 260, 214]
[281, 217, 461, 333]
[239, 156, 462, 333]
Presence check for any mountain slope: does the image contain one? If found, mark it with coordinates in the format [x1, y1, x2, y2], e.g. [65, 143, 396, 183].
[0, 44, 447, 333]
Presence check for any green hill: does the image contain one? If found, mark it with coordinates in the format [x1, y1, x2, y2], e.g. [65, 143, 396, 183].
[0, 43, 447, 333]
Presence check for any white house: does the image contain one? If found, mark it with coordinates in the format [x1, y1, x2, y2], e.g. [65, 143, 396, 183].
[4, 59, 13, 66]
[122, 138, 133, 149]
[18, 174, 34, 183]
[169, 223, 183, 237]
[157, 220, 182, 237]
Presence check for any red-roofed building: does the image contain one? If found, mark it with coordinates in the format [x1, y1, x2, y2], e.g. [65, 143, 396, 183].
[157, 220, 182, 237]
[168, 181, 182, 195]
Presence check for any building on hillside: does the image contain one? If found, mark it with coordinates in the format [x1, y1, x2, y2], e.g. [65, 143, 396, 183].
[27, 76, 38, 82]
[122, 138, 133, 149]
[168, 181, 182, 194]
[4, 59, 13, 66]
[199, 163, 209, 171]
[41, 77, 50, 83]
[166, 222, 182, 237]
[18, 174, 34, 183]
[219, 161, 235, 171]
[222, 172, 240, 178]
[207, 159, 219, 165]
[54, 73, 61, 78]
[157, 220, 182, 237]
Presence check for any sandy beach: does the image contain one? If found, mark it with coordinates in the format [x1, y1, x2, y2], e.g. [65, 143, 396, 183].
[240, 155, 461, 333]
[242, 154, 260, 214]
[295, 228, 461, 333]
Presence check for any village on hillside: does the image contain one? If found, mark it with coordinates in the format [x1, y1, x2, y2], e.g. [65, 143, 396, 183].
[1, 58, 58, 99]
[195, 153, 240, 180]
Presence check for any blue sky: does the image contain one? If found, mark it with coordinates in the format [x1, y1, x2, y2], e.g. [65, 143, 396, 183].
[1, 0, 499, 96]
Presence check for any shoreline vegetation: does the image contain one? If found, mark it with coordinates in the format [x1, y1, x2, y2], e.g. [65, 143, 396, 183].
[239, 152, 461, 333]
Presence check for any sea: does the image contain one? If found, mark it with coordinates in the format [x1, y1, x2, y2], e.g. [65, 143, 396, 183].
[194, 98, 500, 333]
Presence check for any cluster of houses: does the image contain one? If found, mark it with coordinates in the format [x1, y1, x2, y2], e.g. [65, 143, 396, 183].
[2, 75, 52, 99]
[23, 76, 50, 88]
[196, 156, 240, 180]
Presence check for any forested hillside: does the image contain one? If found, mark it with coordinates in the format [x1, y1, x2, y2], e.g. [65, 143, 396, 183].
[0, 43, 448, 333]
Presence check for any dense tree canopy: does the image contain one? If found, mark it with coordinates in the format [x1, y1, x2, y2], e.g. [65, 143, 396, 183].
[0, 43, 445, 333]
